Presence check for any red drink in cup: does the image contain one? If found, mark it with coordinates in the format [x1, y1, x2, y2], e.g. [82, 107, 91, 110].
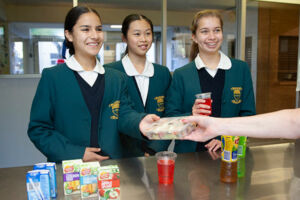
[157, 159, 175, 184]
[195, 92, 212, 116]
[155, 151, 177, 185]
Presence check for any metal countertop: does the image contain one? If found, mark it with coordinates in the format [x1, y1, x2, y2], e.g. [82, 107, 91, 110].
[1, 141, 300, 200]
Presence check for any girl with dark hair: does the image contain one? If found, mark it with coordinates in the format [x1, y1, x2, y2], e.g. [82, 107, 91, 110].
[28, 6, 157, 163]
[105, 14, 171, 157]
[165, 10, 256, 153]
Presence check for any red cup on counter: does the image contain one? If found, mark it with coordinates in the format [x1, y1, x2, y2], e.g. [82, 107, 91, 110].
[155, 151, 177, 184]
[195, 92, 212, 116]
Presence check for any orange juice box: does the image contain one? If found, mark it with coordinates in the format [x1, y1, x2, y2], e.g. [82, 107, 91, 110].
[98, 165, 120, 200]
[62, 159, 82, 195]
[80, 161, 100, 198]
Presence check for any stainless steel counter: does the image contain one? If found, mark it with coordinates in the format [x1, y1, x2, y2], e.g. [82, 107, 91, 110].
[1, 141, 300, 200]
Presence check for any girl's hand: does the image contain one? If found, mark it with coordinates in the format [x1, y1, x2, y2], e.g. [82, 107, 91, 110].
[139, 114, 160, 137]
[83, 147, 109, 162]
[192, 99, 211, 116]
[205, 139, 221, 152]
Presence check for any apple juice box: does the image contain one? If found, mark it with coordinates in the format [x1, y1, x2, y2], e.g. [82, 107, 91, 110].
[26, 170, 51, 200]
[80, 161, 101, 198]
[33, 162, 57, 198]
[62, 159, 82, 195]
[98, 165, 120, 200]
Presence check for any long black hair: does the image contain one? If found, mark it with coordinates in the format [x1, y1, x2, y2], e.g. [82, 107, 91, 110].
[64, 6, 101, 55]
[121, 14, 154, 55]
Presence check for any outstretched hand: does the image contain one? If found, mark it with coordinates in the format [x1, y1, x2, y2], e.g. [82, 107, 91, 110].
[139, 114, 160, 137]
[182, 115, 218, 142]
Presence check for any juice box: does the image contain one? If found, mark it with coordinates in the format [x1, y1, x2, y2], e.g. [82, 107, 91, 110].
[26, 170, 51, 200]
[221, 135, 239, 162]
[98, 165, 120, 200]
[80, 161, 100, 198]
[62, 159, 82, 195]
[33, 162, 57, 198]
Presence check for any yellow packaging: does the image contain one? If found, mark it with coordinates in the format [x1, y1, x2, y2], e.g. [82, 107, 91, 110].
[221, 135, 239, 162]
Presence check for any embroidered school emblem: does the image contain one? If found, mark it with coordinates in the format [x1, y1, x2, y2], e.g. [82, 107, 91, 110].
[154, 96, 165, 112]
[231, 87, 242, 104]
[109, 100, 120, 119]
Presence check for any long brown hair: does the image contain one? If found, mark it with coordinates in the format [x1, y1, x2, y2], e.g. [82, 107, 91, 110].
[189, 10, 223, 61]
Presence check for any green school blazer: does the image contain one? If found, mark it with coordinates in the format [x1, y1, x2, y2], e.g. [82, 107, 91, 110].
[165, 59, 256, 153]
[28, 64, 146, 162]
[105, 61, 172, 155]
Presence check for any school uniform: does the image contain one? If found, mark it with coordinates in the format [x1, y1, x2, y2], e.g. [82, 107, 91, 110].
[28, 56, 146, 162]
[165, 51, 256, 153]
[104, 55, 172, 156]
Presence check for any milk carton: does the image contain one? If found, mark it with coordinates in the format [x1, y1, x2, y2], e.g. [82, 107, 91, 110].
[80, 161, 100, 198]
[98, 165, 120, 200]
[62, 159, 82, 195]
[33, 162, 57, 198]
[26, 170, 51, 200]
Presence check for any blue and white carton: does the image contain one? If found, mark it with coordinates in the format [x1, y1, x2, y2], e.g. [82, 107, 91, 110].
[33, 162, 57, 198]
[26, 170, 51, 200]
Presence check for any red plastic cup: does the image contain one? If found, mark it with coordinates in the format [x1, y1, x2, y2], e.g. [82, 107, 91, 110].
[155, 151, 177, 184]
[195, 92, 212, 116]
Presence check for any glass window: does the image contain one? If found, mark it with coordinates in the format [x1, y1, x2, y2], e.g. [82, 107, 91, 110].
[0, 26, 9, 74]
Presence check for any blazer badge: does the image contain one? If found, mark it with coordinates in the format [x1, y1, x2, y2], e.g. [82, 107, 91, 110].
[154, 96, 165, 112]
[231, 87, 242, 104]
[109, 100, 120, 119]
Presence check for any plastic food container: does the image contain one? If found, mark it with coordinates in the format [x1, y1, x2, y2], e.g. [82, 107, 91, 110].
[144, 116, 196, 140]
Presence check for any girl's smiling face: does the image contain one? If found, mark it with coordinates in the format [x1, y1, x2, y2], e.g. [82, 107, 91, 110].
[65, 12, 103, 59]
[124, 19, 153, 57]
[192, 16, 223, 55]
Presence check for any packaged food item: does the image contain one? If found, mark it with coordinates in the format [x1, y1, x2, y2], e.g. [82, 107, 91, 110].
[26, 170, 51, 200]
[98, 165, 120, 200]
[33, 162, 57, 198]
[80, 161, 100, 198]
[144, 116, 196, 139]
[237, 136, 247, 157]
[220, 135, 239, 183]
[62, 159, 82, 195]
[237, 156, 246, 178]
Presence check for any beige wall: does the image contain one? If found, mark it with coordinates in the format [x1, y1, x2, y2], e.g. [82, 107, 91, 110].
[5, 4, 194, 27]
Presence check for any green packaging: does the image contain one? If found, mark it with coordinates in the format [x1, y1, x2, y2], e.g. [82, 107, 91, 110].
[237, 156, 246, 178]
[237, 136, 247, 157]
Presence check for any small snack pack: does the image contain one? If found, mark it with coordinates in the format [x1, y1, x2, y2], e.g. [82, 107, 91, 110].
[26, 170, 51, 200]
[33, 162, 57, 198]
[62, 159, 82, 195]
[98, 165, 120, 200]
[144, 116, 196, 139]
[80, 161, 100, 198]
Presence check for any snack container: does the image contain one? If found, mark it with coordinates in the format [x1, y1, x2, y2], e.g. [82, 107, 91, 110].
[80, 161, 100, 198]
[33, 162, 57, 198]
[62, 159, 82, 195]
[26, 170, 51, 200]
[98, 165, 120, 200]
[144, 116, 196, 139]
